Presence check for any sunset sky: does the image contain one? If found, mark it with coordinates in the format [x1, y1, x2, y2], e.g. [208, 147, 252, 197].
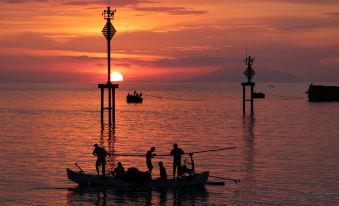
[0, 0, 338, 82]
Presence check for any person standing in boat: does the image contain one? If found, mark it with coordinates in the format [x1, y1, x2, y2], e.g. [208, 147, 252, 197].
[170, 143, 184, 179]
[93, 143, 108, 176]
[158, 161, 167, 181]
[146, 147, 156, 174]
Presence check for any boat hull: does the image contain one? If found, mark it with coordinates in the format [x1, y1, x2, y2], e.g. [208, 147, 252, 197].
[67, 168, 209, 189]
[307, 85, 339, 102]
[127, 95, 143, 103]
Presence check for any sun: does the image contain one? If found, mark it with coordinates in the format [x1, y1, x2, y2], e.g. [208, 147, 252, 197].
[110, 72, 124, 82]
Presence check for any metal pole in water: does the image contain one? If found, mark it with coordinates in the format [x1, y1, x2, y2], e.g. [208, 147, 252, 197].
[112, 88, 115, 127]
[242, 55, 256, 115]
[100, 6, 117, 127]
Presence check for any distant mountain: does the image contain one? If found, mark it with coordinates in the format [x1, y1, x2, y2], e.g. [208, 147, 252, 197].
[185, 67, 302, 82]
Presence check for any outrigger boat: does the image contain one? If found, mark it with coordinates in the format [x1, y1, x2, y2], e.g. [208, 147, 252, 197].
[67, 168, 209, 189]
[67, 147, 239, 188]
[67, 153, 209, 188]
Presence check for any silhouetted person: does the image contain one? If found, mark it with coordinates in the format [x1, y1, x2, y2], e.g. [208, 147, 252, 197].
[146, 147, 156, 174]
[93, 143, 108, 176]
[134, 90, 136, 96]
[170, 143, 184, 179]
[158, 161, 167, 181]
[112, 162, 125, 179]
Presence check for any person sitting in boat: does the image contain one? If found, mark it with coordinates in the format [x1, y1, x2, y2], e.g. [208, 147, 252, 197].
[181, 153, 195, 176]
[112, 162, 125, 179]
[170, 143, 184, 179]
[146, 147, 156, 175]
[158, 161, 167, 181]
[92, 143, 108, 176]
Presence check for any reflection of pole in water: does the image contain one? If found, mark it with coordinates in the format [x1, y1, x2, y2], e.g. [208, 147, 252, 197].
[100, 127, 116, 173]
[242, 115, 255, 142]
[242, 115, 256, 180]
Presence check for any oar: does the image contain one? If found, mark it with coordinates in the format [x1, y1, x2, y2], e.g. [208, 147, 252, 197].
[206, 181, 225, 186]
[74, 162, 84, 173]
[209, 175, 240, 184]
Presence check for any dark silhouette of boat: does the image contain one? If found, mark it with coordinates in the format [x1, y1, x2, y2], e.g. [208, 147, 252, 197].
[127, 91, 143, 103]
[306, 84, 339, 102]
[67, 168, 209, 188]
[253, 92, 265, 98]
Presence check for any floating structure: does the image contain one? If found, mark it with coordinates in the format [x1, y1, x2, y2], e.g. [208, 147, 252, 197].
[306, 84, 339, 102]
[98, 6, 119, 127]
[241, 56, 256, 115]
[253, 92, 265, 99]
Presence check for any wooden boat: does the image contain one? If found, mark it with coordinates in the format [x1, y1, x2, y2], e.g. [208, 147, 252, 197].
[127, 94, 143, 103]
[306, 84, 339, 102]
[67, 168, 209, 188]
[253, 92, 265, 98]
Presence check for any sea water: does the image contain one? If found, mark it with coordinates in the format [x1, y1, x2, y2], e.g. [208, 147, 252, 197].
[0, 82, 338, 205]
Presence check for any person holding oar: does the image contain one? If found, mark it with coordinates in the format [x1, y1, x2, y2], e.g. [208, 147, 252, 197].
[170, 143, 184, 179]
[93, 143, 108, 176]
[146, 146, 156, 175]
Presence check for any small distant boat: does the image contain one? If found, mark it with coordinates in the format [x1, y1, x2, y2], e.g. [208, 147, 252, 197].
[127, 91, 143, 103]
[67, 168, 209, 189]
[306, 84, 339, 102]
[253, 92, 265, 98]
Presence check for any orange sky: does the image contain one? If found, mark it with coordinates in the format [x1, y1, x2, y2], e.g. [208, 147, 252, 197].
[0, 0, 338, 82]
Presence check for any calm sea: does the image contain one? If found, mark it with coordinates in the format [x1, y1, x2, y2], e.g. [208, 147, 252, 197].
[0, 82, 338, 206]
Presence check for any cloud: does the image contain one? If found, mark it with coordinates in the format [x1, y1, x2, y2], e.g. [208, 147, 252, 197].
[2, 0, 152, 7]
[0, 68, 98, 83]
[3, 0, 47, 3]
[133, 6, 208, 15]
[325, 12, 339, 17]
[260, 15, 339, 31]
[277, 0, 338, 4]
[61, 0, 151, 7]
[150, 56, 235, 68]
[242, 0, 339, 4]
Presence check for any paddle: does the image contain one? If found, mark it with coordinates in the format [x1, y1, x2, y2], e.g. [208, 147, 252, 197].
[209, 175, 240, 184]
[74, 162, 85, 173]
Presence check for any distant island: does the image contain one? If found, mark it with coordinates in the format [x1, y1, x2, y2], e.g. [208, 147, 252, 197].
[184, 67, 301, 82]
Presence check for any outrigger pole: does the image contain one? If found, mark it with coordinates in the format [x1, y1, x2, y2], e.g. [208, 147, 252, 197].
[209, 175, 240, 184]
[107, 146, 237, 157]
